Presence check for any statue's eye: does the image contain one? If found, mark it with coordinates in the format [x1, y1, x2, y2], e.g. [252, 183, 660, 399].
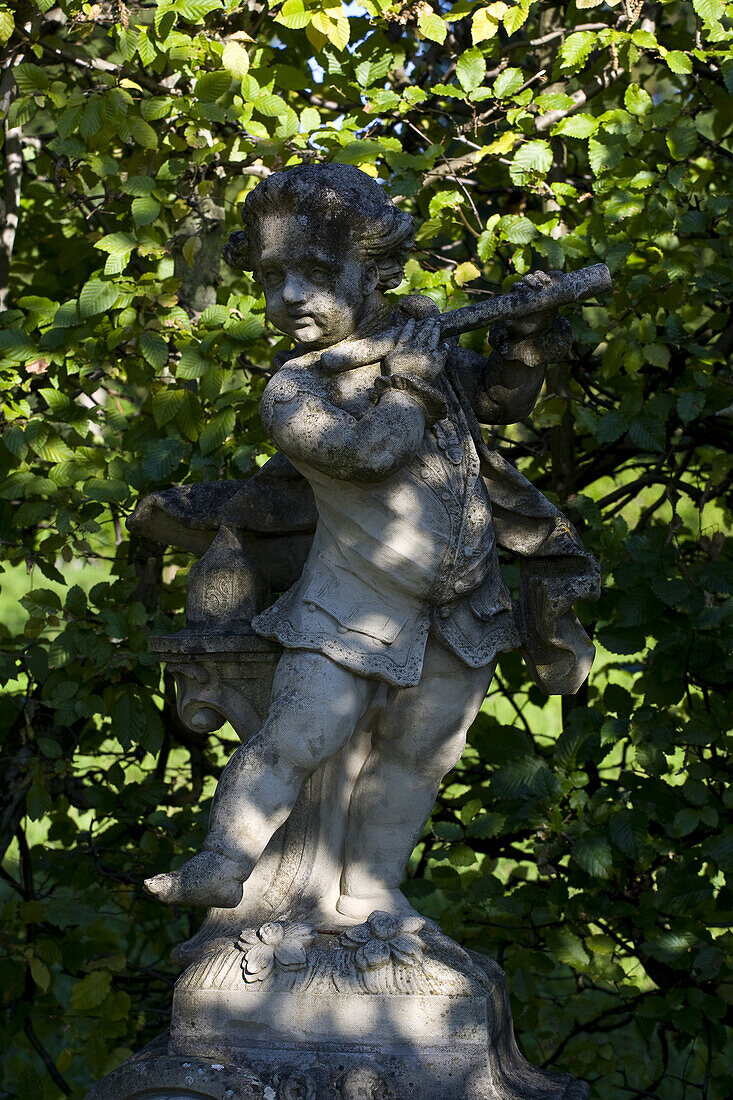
[261, 266, 283, 289]
[310, 266, 330, 285]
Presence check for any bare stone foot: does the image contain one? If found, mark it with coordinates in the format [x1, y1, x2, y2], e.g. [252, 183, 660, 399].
[335, 888, 425, 925]
[144, 850, 248, 908]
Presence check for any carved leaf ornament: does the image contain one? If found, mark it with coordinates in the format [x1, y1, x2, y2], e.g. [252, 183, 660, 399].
[339, 911, 425, 972]
[237, 920, 315, 983]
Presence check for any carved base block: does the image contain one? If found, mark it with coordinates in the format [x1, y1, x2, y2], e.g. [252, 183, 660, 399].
[87, 919, 589, 1100]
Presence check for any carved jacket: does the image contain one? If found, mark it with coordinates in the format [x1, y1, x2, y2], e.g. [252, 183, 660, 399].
[129, 317, 600, 695]
[251, 329, 600, 693]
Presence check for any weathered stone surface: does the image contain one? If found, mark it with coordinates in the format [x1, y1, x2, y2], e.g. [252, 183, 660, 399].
[90, 163, 607, 1100]
[87, 922, 590, 1100]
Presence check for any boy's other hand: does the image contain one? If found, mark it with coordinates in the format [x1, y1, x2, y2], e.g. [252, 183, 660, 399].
[383, 318, 447, 384]
[504, 270, 561, 340]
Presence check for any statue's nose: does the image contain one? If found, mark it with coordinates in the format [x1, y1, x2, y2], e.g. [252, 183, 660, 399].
[281, 272, 308, 303]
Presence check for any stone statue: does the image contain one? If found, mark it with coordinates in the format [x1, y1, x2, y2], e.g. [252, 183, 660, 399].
[91, 164, 606, 1100]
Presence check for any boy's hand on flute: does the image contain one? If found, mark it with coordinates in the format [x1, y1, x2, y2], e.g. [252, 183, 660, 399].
[383, 317, 447, 385]
[503, 271, 563, 340]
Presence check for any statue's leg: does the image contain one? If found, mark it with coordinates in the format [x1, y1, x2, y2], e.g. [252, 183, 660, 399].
[145, 649, 375, 908]
[337, 638, 496, 921]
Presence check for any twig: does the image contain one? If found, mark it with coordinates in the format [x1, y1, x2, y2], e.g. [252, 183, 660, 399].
[23, 1019, 72, 1096]
[536, 65, 624, 132]
[25, 33, 173, 97]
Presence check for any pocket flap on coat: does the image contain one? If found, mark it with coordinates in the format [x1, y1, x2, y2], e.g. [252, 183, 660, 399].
[303, 576, 407, 644]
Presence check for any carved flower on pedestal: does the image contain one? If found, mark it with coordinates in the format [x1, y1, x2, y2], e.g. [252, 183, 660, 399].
[276, 1072, 317, 1100]
[237, 920, 315, 983]
[339, 910, 424, 972]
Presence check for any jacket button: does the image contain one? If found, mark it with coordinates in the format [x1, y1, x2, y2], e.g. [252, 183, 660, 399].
[464, 545, 474, 557]
[337, 625, 348, 634]
[306, 603, 316, 612]
[454, 579, 467, 593]
[420, 465, 430, 478]
[441, 491, 451, 502]
[439, 605, 451, 619]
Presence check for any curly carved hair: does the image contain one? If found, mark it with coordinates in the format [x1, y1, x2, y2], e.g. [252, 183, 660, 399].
[223, 163, 414, 291]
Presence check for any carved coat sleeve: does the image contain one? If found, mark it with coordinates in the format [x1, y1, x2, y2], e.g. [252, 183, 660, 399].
[260, 370, 427, 483]
[456, 316, 572, 425]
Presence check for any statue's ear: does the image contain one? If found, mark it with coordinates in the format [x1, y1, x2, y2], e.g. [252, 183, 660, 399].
[362, 261, 380, 295]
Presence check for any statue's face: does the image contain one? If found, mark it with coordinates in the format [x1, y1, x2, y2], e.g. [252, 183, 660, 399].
[255, 213, 376, 349]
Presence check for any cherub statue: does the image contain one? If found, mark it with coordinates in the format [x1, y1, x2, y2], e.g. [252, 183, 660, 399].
[143, 164, 599, 924]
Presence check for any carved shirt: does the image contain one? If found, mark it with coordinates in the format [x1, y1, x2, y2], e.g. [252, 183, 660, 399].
[252, 359, 520, 687]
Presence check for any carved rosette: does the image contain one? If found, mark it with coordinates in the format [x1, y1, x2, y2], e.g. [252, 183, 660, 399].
[237, 920, 315, 983]
[338, 911, 425, 972]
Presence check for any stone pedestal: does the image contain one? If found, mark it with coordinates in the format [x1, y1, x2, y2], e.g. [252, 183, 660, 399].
[86, 915, 589, 1100]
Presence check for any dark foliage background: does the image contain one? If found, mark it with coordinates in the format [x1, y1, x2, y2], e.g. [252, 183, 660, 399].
[1, 1, 732, 1097]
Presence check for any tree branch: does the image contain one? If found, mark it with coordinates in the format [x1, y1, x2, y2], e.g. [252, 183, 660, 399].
[23, 1019, 72, 1096]
[0, 62, 24, 311]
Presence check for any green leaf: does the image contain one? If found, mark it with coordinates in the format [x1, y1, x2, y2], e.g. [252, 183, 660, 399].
[14, 63, 50, 94]
[95, 232, 136, 259]
[609, 813, 647, 856]
[196, 70, 232, 101]
[456, 48, 486, 92]
[122, 175, 157, 196]
[588, 136, 622, 175]
[222, 40, 250, 81]
[573, 835, 613, 878]
[140, 332, 169, 370]
[254, 93, 285, 117]
[666, 118, 697, 161]
[275, 0, 309, 30]
[29, 955, 51, 992]
[177, 345, 208, 379]
[199, 408, 236, 454]
[546, 928, 591, 970]
[558, 31, 597, 73]
[676, 391, 705, 422]
[692, 0, 725, 22]
[200, 304, 229, 326]
[137, 27, 156, 65]
[552, 113, 598, 138]
[624, 83, 652, 116]
[71, 970, 111, 1011]
[503, 4, 529, 36]
[472, 6, 501, 44]
[499, 214, 536, 244]
[176, 0, 222, 22]
[665, 50, 692, 75]
[129, 115, 158, 149]
[512, 140, 553, 175]
[152, 387, 186, 427]
[493, 67, 523, 99]
[84, 477, 129, 503]
[0, 329, 35, 363]
[629, 417, 665, 452]
[132, 195, 162, 227]
[142, 438, 185, 479]
[0, 6, 14, 46]
[177, 392, 204, 441]
[454, 261, 481, 286]
[79, 279, 119, 319]
[3, 425, 27, 459]
[418, 8, 447, 44]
